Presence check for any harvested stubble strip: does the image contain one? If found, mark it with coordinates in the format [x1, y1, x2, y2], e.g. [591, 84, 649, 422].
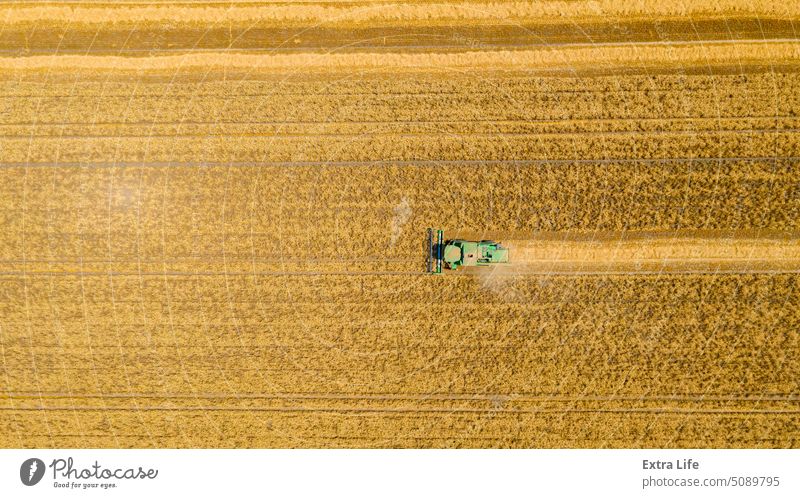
[3, 1, 800, 24]
[1, 42, 799, 74]
[494, 231, 800, 274]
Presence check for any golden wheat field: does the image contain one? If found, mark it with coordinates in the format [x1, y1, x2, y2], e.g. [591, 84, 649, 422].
[1, 0, 799, 448]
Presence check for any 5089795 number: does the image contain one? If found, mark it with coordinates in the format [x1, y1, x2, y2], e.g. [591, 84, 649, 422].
[727, 476, 780, 487]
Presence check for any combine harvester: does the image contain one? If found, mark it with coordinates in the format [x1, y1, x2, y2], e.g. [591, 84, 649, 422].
[426, 228, 510, 274]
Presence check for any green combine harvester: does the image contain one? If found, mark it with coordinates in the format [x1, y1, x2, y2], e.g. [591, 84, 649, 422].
[426, 228, 510, 273]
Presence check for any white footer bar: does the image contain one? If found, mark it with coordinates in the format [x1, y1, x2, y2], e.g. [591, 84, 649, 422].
[2, 449, 798, 497]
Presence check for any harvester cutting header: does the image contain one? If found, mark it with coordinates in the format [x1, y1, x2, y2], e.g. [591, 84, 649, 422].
[426, 228, 510, 274]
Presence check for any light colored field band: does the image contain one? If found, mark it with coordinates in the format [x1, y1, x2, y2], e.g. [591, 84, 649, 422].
[493, 233, 800, 274]
[1, 40, 798, 72]
[2, 1, 800, 24]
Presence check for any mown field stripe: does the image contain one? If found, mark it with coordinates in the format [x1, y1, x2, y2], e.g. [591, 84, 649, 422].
[1, 41, 798, 72]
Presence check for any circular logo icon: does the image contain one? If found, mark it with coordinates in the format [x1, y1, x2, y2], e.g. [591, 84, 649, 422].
[20, 458, 45, 486]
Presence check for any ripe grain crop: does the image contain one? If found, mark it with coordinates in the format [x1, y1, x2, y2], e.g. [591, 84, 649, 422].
[0, 0, 798, 448]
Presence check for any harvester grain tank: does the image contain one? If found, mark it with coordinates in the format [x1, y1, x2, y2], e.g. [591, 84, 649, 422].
[426, 228, 509, 273]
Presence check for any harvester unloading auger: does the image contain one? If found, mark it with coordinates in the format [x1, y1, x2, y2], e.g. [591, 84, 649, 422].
[426, 228, 510, 274]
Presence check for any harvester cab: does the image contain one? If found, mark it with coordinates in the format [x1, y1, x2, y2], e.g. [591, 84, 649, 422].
[426, 228, 509, 273]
